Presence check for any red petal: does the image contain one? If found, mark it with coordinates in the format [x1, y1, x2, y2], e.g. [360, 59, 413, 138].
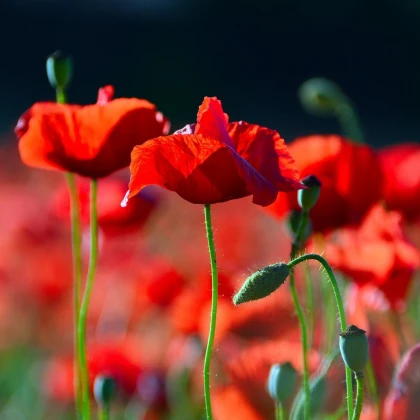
[228, 121, 303, 192]
[195, 97, 234, 147]
[127, 134, 279, 206]
[17, 99, 169, 178]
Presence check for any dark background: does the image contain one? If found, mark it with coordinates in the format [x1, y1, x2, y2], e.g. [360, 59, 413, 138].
[2, 0, 420, 146]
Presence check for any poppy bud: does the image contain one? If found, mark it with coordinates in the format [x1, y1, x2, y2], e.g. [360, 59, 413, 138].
[93, 375, 116, 407]
[233, 263, 290, 305]
[267, 362, 298, 403]
[297, 175, 322, 211]
[298, 77, 346, 117]
[339, 325, 369, 373]
[46, 51, 73, 90]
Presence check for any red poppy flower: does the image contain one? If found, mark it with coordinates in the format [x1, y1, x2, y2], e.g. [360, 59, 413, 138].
[325, 204, 420, 310]
[15, 86, 170, 178]
[379, 142, 420, 221]
[266, 135, 383, 232]
[124, 97, 302, 207]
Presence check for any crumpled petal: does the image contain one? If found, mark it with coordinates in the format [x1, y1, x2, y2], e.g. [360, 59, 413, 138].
[127, 134, 280, 206]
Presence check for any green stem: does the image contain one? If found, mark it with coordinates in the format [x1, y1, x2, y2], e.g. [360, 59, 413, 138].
[365, 359, 380, 419]
[78, 179, 99, 420]
[352, 372, 364, 420]
[57, 87, 82, 418]
[98, 403, 110, 420]
[290, 209, 310, 420]
[320, 269, 335, 353]
[276, 402, 285, 420]
[304, 264, 315, 349]
[288, 253, 354, 419]
[203, 204, 218, 420]
[56, 87, 66, 105]
[65, 173, 83, 417]
[335, 101, 364, 144]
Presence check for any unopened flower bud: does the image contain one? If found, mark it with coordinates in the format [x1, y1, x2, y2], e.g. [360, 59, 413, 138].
[267, 362, 297, 403]
[94, 375, 116, 407]
[46, 51, 73, 90]
[297, 175, 322, 211]
[298, 77, 346, 117]
[339, 325, 369, 373]
[233, 263, 290, 305]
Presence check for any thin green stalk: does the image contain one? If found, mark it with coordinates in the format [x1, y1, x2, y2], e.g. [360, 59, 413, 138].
[65, 172, 83, 416]
[352, 372, 364, 420]
[336, 101, 364, 144]
[365, 359, 380, 419]
[57, 87, 83, 417]
[98, 404, 110, 420]
[78, 179, 99, 420]
[288, 253, 354, 419]
[304, 264, 315, 349]
[203, 204, 218, 420]
[290, 209, 310, 420]
[320, 269, 335, 353]
[276, 402, 285, 420]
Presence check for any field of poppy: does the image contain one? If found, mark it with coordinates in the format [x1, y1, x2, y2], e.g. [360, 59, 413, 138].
[2, 52, 420, 420]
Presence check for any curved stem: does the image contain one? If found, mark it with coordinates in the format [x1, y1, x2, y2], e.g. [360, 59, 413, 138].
[352, 372, 364, 420]
[203, 204, 218, 420]
[288, 253, 354, 419]
[365, 359, 380, 419]
[78, 179, 99, 420]
[304, 264, 315, 349]
[290, 209, 310, 420]
[65, 173, 83, 416]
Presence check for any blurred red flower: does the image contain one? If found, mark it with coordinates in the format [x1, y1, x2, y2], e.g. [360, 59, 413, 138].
[125, 97, 302, 207]
[51, 177, 160, 236]
[379, 142, 420, 221]
[15, 86, 170, 178]
[384, 343, 420, 420]
[266, 135, 383, 232]
[325, 204, 420, 310]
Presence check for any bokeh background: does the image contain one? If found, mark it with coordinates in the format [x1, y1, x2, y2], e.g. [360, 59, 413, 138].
[2, 0, 420, 145]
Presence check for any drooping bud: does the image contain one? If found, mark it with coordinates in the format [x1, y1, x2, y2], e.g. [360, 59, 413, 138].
[46, 51, 73, 91]
[233, 263, 290, 305]
[339, 325, 369, 373]
[297, 175, 322, 211]
[267, 362, 298, 403]
[298, 77, 346, 117]
[94, 375, 116, 407]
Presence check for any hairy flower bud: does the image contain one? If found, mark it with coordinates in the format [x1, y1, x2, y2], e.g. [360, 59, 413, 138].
[233, 263, 290, 305]
[339, 325, 369, 373]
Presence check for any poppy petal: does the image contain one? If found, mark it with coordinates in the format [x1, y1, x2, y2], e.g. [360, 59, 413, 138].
[228, 121, 303, 192]
[17, 99, 169, 178]
[126, 134, 279, 206]
[195, 97, 234, 147]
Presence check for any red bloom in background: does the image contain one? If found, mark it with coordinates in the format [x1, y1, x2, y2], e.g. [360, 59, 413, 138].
[125, 97, 302, 207]
[15, 86, 170, 178]
[43, 340, 144, 402]
[379, 142, 420, 221]
[325, 204, 420, 310]
[384, 344, 420, 420]
[51, 177, 160, 236]
[266, 135, 383, 232]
